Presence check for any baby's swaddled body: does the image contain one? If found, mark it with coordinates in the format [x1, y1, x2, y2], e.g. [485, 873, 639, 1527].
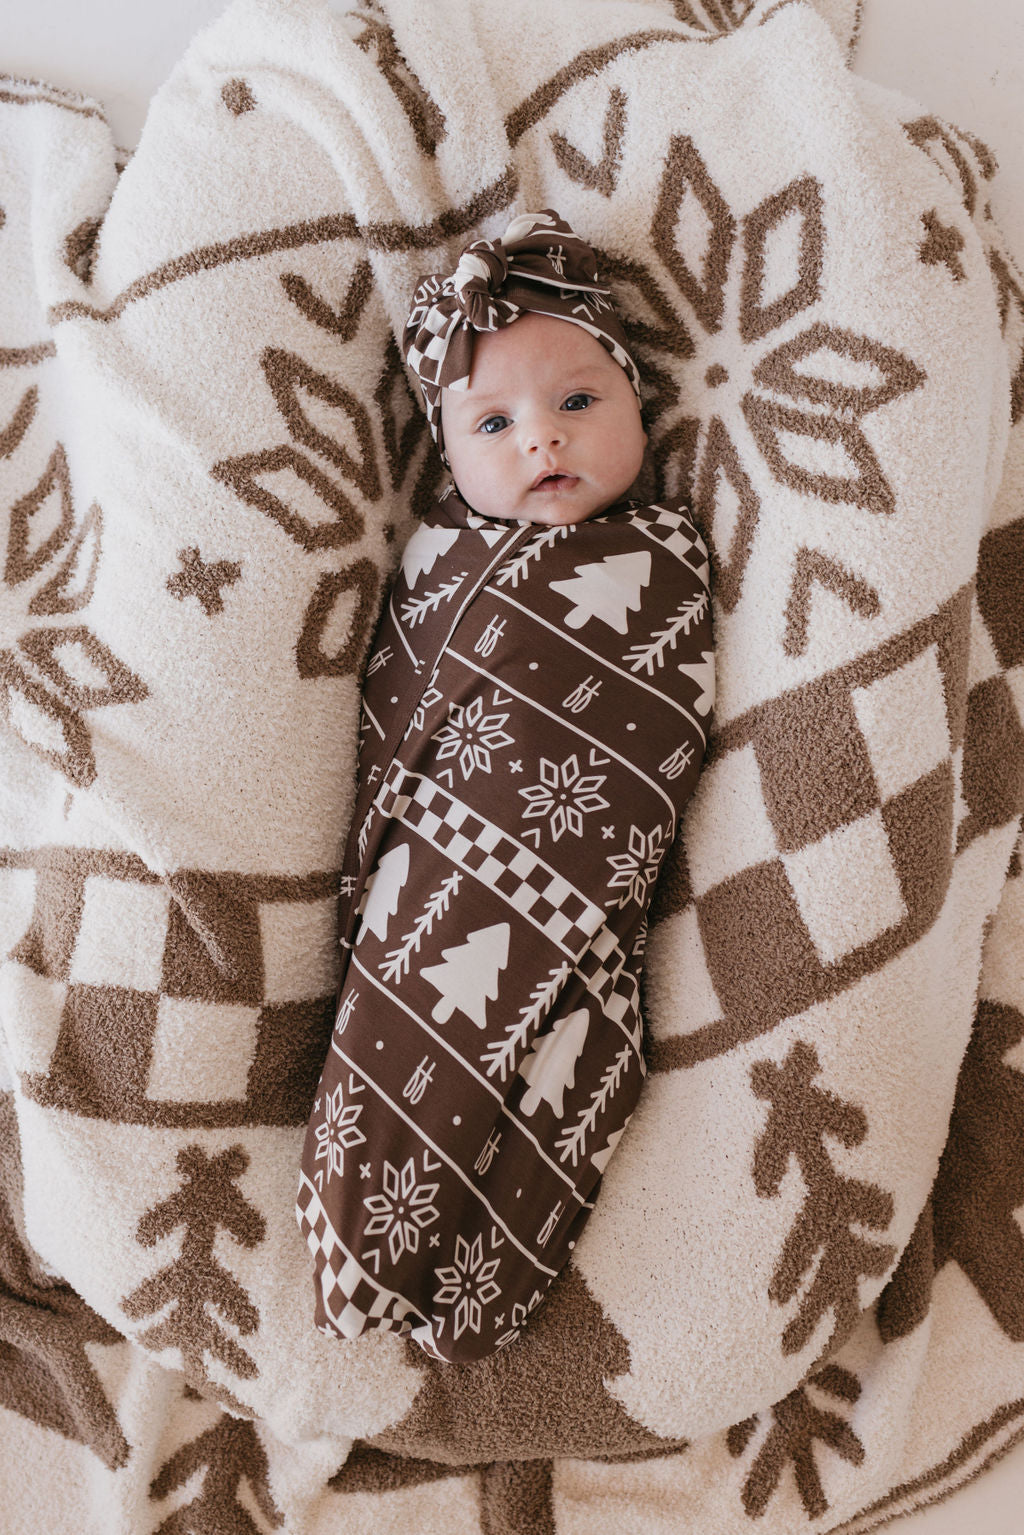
[298, 487, 712, 1360]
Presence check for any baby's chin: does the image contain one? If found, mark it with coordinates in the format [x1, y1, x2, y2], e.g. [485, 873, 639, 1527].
[493, 490, 627, 527]
[512, 505, 604, 526]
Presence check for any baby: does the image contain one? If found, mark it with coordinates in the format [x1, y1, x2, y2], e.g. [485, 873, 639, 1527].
[298, 211, 713, 1361]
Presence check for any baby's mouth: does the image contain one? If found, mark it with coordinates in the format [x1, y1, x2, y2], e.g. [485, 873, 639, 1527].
[530, 471, 578, 492]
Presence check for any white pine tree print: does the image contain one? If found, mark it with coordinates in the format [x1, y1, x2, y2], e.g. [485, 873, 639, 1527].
[678, 649, 716, 715]
[421, 923, 511, 1029]
[356, 844, 410, 944]
[400, 524, 460, 589]
[549, 552, 651, 633]
[480, 963, 570, 1082]
[517, 1008, 590, 1117]
[590, 1120, 629, 1175]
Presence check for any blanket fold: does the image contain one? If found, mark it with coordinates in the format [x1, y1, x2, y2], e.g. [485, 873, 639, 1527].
[1, 0, 1023, 1530]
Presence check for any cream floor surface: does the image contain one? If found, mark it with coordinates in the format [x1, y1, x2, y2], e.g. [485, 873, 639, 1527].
[3, 0, 1023, 1530]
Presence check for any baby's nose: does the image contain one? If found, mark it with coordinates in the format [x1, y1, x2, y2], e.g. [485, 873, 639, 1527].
[524, 413, 567, 451]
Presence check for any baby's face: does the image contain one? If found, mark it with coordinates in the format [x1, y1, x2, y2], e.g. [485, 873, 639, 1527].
[440, 312, 646, 526]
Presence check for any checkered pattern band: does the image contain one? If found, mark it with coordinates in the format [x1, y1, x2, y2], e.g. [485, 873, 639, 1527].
[2, 852, 339, 1127]
[373, 764, 608, 958]
[369, 764, 641, 1040]
[297, 1173, 424, 1338]
[644, 504, 712, 571]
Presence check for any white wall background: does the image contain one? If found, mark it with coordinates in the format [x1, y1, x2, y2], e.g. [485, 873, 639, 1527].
[1, 0, 1022, 1528]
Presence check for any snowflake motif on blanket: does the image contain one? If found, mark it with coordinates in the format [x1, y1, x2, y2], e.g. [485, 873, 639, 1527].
[430, 691, 515, 778]
[433, 1232, 502, 1341]
[362, 1156, 440, 1265]
[610, 139, 926, 617]
[605, 823, 670, 908]
[518, 751, 610, 841]
[313, 1077, 366, 1182]
[0, 420, 149, 787]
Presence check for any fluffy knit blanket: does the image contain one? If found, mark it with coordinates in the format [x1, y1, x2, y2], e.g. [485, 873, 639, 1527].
[1, 0, 1022, 1531]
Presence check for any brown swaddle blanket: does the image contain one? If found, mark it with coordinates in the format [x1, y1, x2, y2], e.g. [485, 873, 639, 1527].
[4, 0, 1024, 1526]
[298, 488, 712, 1359]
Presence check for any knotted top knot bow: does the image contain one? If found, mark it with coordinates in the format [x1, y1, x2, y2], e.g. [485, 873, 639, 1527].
[402, 210, 641, 461]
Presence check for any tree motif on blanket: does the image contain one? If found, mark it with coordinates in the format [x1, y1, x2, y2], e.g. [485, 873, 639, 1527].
[752, 1041, 897, 1357]
[726, 1363, 864, 1520]
[602, 137, 924, 623]
[122, 1145, 266, 1408]
[329, 1443, 559, 1535]
[369, 1265, 685, 1462]
[149, 1409, 283, 1534]
[877, 1000, 1024, 1344]
[0, 393, 148, 787]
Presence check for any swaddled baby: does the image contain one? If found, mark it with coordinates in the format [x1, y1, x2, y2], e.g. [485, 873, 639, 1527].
[298, 210, 714, 1361]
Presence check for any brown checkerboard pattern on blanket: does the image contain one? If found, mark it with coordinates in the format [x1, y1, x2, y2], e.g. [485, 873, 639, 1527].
[648, 586, 974, 1065]
[2, 849, 339, 1126]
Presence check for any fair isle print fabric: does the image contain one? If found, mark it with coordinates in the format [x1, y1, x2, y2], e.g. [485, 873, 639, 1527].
[298, 495, 711, 1358]
[1, 0, 1024, 1530]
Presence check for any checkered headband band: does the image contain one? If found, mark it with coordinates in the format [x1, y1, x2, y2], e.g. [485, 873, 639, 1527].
[401, 210, 642, 460]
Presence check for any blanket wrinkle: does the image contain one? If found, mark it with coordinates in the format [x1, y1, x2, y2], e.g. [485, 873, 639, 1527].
[1, 0, 1023, 1528]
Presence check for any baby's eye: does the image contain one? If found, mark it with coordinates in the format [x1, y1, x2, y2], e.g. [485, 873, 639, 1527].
[562, 393, 594, 412]
[479, 414, 510, 434]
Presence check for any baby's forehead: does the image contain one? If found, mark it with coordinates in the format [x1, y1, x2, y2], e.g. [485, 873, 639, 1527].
[461, 314, 623, 391]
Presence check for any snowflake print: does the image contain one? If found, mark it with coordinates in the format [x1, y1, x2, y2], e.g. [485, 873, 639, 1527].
[603, 140, 924, 616]
[606, 823, 670, 908]
[433, 1233, 502, 1341]
[0, 426, 148, 788]
[313, 1080, 366, 1181]
[363, 1156, 440, 1265]
[518, 753, 609, 841]
[431, 691, 514, 779]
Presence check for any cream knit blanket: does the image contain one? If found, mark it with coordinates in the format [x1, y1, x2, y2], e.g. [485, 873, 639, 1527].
[1, 1, 1023, 1531]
